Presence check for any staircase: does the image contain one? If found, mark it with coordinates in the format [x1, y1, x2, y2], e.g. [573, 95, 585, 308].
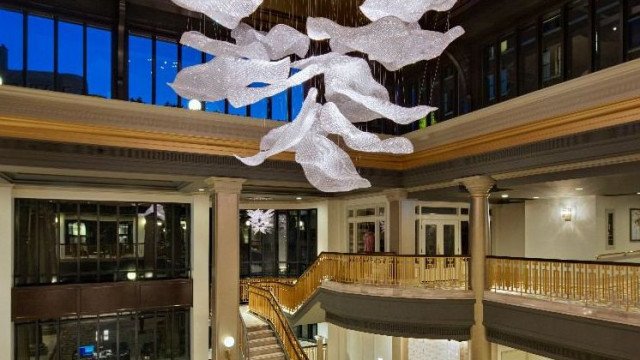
[241, 306, 286, 359]
[247, 324, 286, 359]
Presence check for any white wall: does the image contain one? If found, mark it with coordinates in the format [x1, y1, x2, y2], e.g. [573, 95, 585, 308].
[327, 323, 393, 360]
[524, 196, 598, 260]
[408, 339, 466, 360]
[491, 203, 526, 257]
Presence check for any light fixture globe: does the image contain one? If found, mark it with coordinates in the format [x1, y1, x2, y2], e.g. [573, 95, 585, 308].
[223, 336, 235, 348]
[187, 99, 202, 111]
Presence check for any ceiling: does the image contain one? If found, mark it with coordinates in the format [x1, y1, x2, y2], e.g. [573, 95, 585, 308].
[412, 168, 640, 203]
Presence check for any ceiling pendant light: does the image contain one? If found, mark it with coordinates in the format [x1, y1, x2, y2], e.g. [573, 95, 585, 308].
[170, 0, 463, 192]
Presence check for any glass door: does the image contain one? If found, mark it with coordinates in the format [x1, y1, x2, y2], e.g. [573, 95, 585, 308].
[417, 220, 460, 256]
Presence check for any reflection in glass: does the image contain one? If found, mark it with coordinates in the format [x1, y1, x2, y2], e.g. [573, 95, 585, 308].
[424, 224, 437, 256]
[0, 9, 24, 86]
[482, 45, 496, 105]
[542, 12, 563, 87]
[628, 0, 640, 59]
[499, 35, 516, 99]
[27, 15, 54, 90]
[87, 27, 112, 98]
[567, 0, 591, 79]
[57, 21, 84, 94]
[290, 68, 304, 119]
[518, 26, 538, 94]
[596, 0, 622, 70]
[14, 199, 191, 286]
[128, 34, 152, 104]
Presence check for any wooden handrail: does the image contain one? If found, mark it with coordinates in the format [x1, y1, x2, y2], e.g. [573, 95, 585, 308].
[596, 249, 640, 260]
[488, 255, 640, 267]
[248, 285, 309, 360]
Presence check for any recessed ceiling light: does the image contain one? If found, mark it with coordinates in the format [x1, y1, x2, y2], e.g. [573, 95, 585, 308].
[198, 188, 205, 192]
[575, 187, 583, 191]
[636, 192, 640, 195]
[296, 197, 302, 200]
[533, 196, 540, 199]
[501, 194, 509, 198]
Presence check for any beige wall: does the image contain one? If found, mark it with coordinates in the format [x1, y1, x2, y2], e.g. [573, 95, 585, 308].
[493, 344, 551, 360]
[491, 203, 526, 257]
[524, 196, 598, 260]
[595, 195, 640, 261]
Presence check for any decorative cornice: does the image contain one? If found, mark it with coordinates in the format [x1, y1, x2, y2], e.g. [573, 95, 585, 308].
[459, 175, 495, 196]
[205, 177, 246, 194]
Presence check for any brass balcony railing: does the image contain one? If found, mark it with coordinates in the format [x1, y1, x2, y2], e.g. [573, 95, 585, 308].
[487, 256, 640, 311]
[249, 252, 469, 313]
[303, 343, 327, 360]
[240, 277, 297, 303]
[248, 285, 309, 360]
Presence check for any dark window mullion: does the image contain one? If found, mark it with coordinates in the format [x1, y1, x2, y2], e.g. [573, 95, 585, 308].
[97, 204, 101, 282]
[21, 9, 27, 87]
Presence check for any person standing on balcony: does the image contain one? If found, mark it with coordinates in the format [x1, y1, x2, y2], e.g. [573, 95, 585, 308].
[364, 230, 375, 253]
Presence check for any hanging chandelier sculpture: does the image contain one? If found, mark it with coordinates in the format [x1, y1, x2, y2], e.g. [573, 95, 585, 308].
[246, 209, 275, 234]
[170, 0, 464, 192]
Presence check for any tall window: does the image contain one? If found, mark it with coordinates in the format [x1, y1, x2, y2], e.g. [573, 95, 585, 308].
[567, 0, 591, 79]
[499, 35, 517, 99]
[271, 90, 289, 121]
[14, 199, 191, 285]
[240, 209, 317, 277]
[441, 62, 457, 118]
[86, 27, 112, 98]
[0, 9, 23, 86]
[128, 34, 152, 104]
[541, 11, 563, 87]
[26, 15, 54, 90]
[482, 45, 497, 105]
[595, 0, 622, 70]
[518, 25, 539, 94]
[57, 21, 83, 94]
[628, 0, 640, 59]
[180, 46, 203, 109]
[155, 39, 178, 107]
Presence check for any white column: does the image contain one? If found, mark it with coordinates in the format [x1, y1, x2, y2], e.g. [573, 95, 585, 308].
[206, 177, 245, 360]
[460, 175, 495, 360]
[191, 193, 210, 360]
[0, 182, 13, 360]
[384, 189, 408, 254]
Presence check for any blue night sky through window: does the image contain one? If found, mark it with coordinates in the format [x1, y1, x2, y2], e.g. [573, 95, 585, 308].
[128, 34, 152, 103]
[87, 27, 112, 98]
[0, 7, 306, 119]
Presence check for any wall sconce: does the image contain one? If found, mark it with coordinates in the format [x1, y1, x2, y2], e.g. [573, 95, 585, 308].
[223, 336, 235, 359]
[561, 208, 573, 221]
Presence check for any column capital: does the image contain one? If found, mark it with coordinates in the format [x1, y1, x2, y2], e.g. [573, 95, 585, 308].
[204, 177, 245, 194]
[384, 188, 408, 202]
[459, 175, 495, 196]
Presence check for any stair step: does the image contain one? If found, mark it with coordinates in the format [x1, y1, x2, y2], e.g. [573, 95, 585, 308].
[250, 344, 282, 356]
[247, 324, 270, 331]
[251, 352, 286, 360]
[249, 336, 278, 347]
[248, 329, 274, 340]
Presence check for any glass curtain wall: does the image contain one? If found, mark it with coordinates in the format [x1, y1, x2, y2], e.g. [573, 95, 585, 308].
[239, 209, 318, 277]
[0, 8, 111, 96]
[14, 308, 189, 360]
[14, 199, 190, 286]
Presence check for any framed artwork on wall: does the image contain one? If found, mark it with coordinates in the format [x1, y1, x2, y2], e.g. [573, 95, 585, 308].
[630, 208, 640, 242]
[606, 209, 614, 248]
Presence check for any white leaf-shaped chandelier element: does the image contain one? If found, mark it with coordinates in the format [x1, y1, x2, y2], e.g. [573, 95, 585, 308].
[170, 0, 462, 192]
[171, 0, 262, 29]
[170, 56, 290, 102]
[232, 23, 311, 60]
[360, 0, 458, 23]
[307, 16, 464, 71]
[246, 209, 275, 234]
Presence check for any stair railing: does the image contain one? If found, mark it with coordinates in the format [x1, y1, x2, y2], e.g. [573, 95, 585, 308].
[248, 284, 309, 360]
